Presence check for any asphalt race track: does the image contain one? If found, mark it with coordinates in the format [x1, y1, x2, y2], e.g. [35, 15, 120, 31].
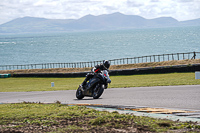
[1, 85, 200, 110]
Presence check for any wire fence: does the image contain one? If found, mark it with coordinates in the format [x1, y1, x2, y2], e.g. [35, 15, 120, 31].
[0, 52, 199, 70]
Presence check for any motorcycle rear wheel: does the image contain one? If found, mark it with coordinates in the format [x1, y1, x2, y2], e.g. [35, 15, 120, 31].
[76, 87, 84, 99]
[93, 84, 104, 99]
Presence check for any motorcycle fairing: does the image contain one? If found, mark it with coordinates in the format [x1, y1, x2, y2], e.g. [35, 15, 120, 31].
[84, 77, 100, 96]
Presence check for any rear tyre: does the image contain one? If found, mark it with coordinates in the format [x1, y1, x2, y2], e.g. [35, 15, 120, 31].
[93, 84, 104, 99]
[76, 87, 84, 99]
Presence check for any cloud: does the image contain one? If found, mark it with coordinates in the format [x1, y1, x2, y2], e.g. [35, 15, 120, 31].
[124, 0, 200, 20]
[0, 0, 199, 25]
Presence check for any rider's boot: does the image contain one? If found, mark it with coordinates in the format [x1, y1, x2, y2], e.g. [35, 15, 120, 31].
[79, 84, 84, 91]
[80, 74, 91, 91]
[79, 80, 87, 91]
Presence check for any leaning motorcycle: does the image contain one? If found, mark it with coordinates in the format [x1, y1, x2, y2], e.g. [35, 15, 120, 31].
[76, 70, 111, 99]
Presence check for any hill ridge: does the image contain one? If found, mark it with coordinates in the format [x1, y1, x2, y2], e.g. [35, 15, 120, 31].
[0, 12, 200, 33]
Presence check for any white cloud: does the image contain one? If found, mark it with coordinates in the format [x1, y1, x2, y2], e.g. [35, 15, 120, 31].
[0, 0, 200, 25]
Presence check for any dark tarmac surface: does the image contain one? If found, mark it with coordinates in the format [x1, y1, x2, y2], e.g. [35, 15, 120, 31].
[1, 85, 200, 110]
[1, 85, 200, 132]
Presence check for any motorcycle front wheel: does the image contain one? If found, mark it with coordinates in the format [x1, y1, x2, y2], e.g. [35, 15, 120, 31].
[93, 84, 104, 99]
[76, 87, 84, 99]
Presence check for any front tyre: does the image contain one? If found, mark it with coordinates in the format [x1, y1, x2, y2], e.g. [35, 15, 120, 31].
[93, 84, 104, 99]
[76, 87, 84, 99]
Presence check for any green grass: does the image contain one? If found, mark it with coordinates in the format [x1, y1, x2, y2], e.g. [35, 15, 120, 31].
[0, 72, 200, 92]
[0, 103, 199, 132]
[0, 77, 83, 92]
[110, 72, 200, 88]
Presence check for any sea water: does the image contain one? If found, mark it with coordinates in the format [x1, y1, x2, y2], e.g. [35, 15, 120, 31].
[0, 26, 200, 65]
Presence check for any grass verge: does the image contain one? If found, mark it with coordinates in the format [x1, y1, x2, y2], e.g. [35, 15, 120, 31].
[1, 72, 200, 92]
[0, 103, 200, 132]
[1, 59, 200, 74]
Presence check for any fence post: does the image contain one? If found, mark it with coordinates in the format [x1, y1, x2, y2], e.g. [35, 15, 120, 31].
[177, 53, 179, 60]
[168, 54, 169, 61]
[163, 54, 165, 61]
[150, 56, 151, 62]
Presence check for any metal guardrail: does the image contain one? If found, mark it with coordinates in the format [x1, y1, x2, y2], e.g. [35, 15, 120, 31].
[109, 51, 199, 65]
[0, 52, 199, 70]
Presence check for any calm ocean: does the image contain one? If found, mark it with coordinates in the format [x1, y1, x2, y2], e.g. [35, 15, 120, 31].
[0, 26, 200, 65]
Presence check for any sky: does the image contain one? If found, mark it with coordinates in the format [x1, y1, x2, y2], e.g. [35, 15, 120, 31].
[0, 0, 200, 25]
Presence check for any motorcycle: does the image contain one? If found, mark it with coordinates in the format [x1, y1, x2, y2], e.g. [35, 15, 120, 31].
[76, 70, 111, 99]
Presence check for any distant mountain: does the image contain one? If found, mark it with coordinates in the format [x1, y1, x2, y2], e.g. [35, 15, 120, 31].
[0, 12, 199, 33]
[0, 16, 74, 33]
[179, 18, 200, 26]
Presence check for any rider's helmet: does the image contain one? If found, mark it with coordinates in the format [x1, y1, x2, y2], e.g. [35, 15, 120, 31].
[103, 60, 110, 70]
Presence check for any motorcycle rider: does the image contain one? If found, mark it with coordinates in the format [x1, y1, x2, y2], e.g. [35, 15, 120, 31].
[80, 60, 110, 90]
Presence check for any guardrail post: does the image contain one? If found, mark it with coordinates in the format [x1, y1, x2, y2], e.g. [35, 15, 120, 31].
[150, 56, 151, 62]
[163, 54, 165, 61]
[177, 53, 179, 60]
